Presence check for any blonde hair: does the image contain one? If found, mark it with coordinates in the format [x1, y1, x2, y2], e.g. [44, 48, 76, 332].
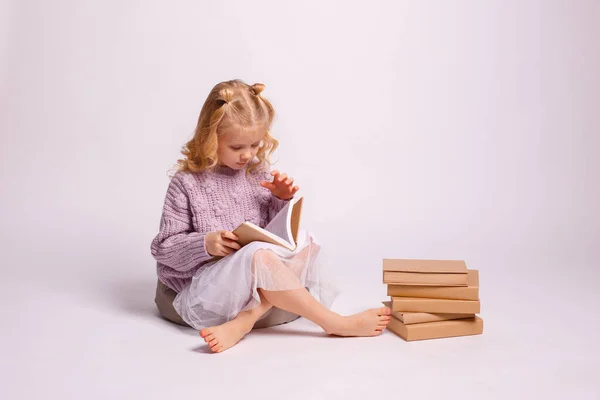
[171, 79, 278, 177]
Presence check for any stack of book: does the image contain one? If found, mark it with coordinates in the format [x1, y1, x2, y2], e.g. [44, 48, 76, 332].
[382, 259, 484, 341]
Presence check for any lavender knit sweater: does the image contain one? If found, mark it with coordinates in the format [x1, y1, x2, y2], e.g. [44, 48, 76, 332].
[150, 164, 289, 292]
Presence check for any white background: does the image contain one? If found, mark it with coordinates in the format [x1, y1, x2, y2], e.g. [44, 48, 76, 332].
[2, 1, 599, 399]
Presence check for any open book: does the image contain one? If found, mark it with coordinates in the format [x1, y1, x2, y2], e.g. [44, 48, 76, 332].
[233, 196, 304, 251]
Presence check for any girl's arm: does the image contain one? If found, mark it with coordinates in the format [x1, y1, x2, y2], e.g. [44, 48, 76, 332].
[259, 166, 299, 220]
[150, 174, 212, 271]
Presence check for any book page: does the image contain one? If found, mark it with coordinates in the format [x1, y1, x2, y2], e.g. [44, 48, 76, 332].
[233, 222, 290, 249]
[289, 197, 303, 244]
[264, 199, 293, 244]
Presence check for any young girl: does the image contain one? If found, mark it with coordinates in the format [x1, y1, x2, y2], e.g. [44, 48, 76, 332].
[151, 79, 391, 353]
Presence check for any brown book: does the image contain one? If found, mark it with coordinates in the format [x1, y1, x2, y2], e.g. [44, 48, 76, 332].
[387, 270, 479, 300]
[383, 271, 468, 286]
[382, 259, 468, 286]
[233, 197, 303, 251]
[383, 259, 467, 273]
[382, 301, 473, 324]
[391, 296, 480, 314]
[387, 315, 484, 341]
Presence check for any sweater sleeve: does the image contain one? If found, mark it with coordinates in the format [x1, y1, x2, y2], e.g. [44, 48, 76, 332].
[269, 194, 290, 220]
[150, 173, 213, 271]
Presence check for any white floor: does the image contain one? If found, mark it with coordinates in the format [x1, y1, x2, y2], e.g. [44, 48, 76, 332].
[2, 258, 599, 400]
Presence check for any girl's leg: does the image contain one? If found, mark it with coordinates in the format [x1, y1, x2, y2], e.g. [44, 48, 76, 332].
[258, 287, 391, 337]
[200, 290, 273, 353]
[200, 247, 391, 353]
[198, 247, 309, 353]
[255, 249, 391, 337]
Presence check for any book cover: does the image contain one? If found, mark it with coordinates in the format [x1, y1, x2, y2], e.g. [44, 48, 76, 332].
[232, 196, 303, 251]
[383, 271, 468, 286]
[382, 301, 473, 324]
[387, 315, 484, 341]
[390, 296, 481, 314]
[387, 270, 479, 300]
[382, 259, 467, 273]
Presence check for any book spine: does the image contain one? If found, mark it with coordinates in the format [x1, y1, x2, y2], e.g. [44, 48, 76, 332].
[406, 317, 484, 341]
[387, 316, 408, 340]
[387, 285, 479, 300]
[402, 313, 475, 325]
[382, 259, 468, 273]
[391, 297, 480, 314]
[383, 271, 468, 286]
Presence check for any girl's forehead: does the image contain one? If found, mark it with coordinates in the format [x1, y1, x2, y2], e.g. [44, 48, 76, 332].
[221, 126, 266, 143]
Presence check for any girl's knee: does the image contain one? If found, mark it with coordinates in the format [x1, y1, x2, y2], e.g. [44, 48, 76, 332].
[252, 249, 284, 275]
[253, 249, 278, 264]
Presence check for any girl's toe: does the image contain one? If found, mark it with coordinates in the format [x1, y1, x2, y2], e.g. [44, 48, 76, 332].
[379, 307, 391, 316]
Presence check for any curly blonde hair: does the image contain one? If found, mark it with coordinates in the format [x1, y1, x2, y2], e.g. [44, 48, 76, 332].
[171, 79, 278, 177]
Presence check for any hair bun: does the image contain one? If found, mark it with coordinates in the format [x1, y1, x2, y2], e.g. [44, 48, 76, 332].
[219, 88, 235, 103]
[250, 83, 265, 96]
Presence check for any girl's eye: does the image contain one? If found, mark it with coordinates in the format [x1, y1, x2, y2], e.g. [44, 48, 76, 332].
[231, 147, 242, 151]
[251, 144, 259, 148]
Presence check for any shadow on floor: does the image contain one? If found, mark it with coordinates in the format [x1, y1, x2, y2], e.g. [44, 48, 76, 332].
[107, 277, 198, 336]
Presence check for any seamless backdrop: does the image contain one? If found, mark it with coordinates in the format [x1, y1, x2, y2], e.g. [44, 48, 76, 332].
[1, 1, 599, 399]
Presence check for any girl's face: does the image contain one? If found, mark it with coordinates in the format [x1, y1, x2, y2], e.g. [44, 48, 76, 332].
[217, 126, 265, 170]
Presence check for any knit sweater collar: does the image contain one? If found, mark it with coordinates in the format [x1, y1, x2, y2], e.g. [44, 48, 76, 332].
[212, 164, 247, 177]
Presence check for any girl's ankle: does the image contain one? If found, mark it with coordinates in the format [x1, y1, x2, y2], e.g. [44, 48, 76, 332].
[322, 314, 345, 335]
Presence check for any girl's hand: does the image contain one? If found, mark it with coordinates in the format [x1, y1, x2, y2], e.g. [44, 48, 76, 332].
[205, 231, 241, 257]
[260, 170, 299, 200]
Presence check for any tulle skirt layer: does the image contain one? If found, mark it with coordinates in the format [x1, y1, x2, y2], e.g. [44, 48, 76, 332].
[173, 230, 339, 330]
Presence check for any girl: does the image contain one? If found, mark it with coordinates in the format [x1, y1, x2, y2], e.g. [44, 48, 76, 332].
[151, 79, 391, 353]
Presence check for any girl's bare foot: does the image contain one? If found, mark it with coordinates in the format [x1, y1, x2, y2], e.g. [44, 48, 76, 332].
[326, 307, 392, 337]
[199, 318, 253, 353]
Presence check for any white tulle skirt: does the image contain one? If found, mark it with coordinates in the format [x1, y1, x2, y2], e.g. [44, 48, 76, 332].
[172, 230, 339, 330]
